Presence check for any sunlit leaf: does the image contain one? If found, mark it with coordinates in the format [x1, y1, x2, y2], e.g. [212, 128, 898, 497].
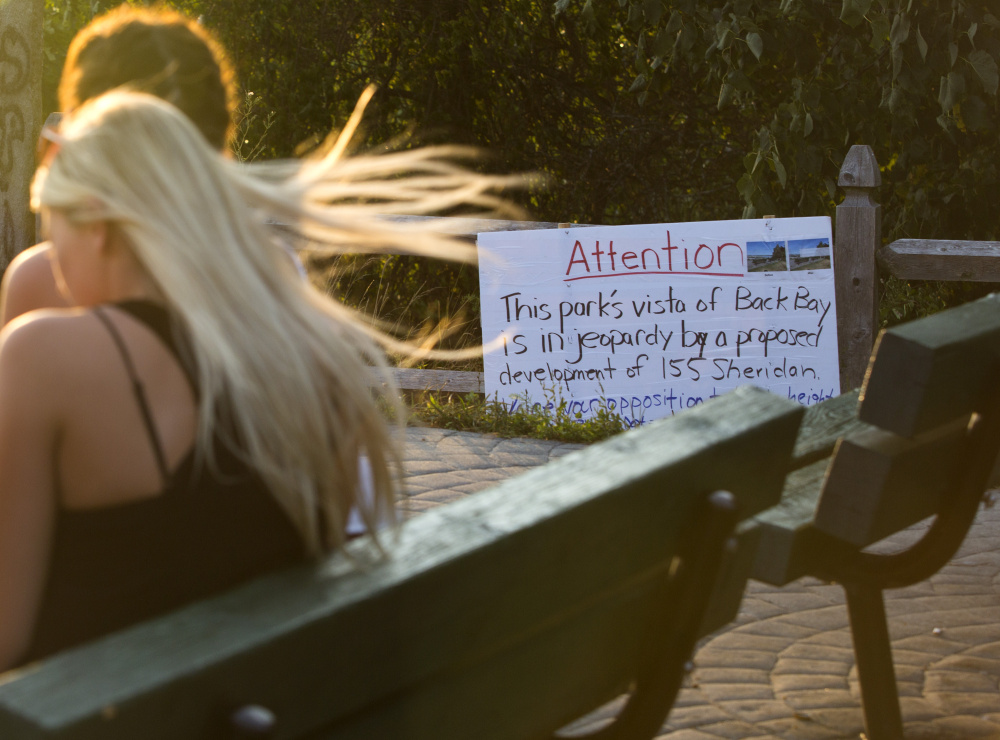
[665, 10, 682, 35]
[643, 0, 663, 25]
[869, 13, 890, 50]
[967, 49, 999, 96]
[653, 29, 673, 57]
[746, 31, 763, 60]
[716, 25, 732, 50]
[887, 87, 904, 114]
[840, 0, 871, 28]
[916, 26, 927, 61]
[889, 12, 909, 49]
[773, 156, 787, 187]
[717, 81, 734, 108]
[728, 68, 752, 93]
[737, 172, 755, 202]
[961, 95, 991, 131]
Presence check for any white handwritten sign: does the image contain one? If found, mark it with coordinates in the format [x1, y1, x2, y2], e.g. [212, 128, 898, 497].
[478, 217, 838, 427]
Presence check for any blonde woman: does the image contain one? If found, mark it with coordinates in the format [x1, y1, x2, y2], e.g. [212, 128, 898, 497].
[0, 89, 514, 670]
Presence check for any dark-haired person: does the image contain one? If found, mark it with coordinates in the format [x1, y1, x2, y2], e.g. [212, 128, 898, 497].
[1, 4, 236, 325]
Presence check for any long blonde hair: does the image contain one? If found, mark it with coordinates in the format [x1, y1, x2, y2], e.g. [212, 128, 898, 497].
[32, 89, 520, 556]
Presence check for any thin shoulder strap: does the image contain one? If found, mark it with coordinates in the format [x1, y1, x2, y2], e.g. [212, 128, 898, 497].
[93, 306, 170, 483]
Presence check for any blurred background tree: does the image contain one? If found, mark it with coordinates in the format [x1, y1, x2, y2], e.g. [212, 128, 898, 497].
[614, 0, 1000, 323]
[617, 0, 1000, 239]
[40, 0, 1000, 337]
[169, 0, 750, 344]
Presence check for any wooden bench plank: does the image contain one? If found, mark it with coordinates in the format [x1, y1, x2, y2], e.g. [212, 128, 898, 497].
[815, 417, 969, 546]
[0, 386, 802, 740]
[859, 292, 1000, 436]
[751, 460, 828, 586]
[755, 410, 973, 583]
[790, 389, 863, 469]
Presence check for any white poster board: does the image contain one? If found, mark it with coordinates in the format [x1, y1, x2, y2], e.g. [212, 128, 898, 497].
[478, 217, 838, 427]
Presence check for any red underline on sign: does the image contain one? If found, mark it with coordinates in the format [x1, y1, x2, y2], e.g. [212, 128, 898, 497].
[563, 271, 745, 282]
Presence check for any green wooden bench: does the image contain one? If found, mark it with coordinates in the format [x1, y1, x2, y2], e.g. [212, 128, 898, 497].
[0, 386, 802, 740]
[752, 292, 1000, 740]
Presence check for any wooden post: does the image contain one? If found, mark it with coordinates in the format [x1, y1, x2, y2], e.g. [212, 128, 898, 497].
[0, 0, 43, 269]
[835, 145, 882, 392]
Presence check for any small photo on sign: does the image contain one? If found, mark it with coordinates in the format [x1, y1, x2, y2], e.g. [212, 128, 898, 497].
[789, 237, 832, 271]
[747, 240, 788, 273]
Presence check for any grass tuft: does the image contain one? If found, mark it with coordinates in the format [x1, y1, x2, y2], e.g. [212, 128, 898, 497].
[404, 390, 630, 444]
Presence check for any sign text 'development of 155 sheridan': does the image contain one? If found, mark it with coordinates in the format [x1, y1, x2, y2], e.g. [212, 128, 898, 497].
[478, 218, 839, 427]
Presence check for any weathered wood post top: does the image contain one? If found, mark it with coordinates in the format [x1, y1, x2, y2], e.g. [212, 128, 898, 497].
[835, 145, 882, 392]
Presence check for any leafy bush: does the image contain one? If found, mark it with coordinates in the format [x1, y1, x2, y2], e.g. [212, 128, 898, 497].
[614, 1, 1000, 245]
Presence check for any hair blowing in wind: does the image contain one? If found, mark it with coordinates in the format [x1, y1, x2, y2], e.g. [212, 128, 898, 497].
[32, 88, 525, 556]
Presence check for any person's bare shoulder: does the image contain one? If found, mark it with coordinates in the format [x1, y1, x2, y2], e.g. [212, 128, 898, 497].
[0, 244, 69, 327]
[0, 307, 108, 406]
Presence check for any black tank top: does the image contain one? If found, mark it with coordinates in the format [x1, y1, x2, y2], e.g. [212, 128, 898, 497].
[21, 301, 306, 664]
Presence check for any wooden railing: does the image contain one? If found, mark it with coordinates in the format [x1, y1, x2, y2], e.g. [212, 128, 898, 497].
[878, 239, 1000, 282]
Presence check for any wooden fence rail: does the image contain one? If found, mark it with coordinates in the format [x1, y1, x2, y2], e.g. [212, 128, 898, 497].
[878, 239, 1000, 282]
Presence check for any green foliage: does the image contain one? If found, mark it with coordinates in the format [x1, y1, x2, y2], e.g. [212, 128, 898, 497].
[173, 0, 745, 225]
[166, 0, 755, 347]
[615, 1, 1000, 243]
[42, 0, 1000, 249]
[880, 274, 1000, 328]
[305, 253, 483, 353]
[408, 390, 629, 444]
[41, 0, 109, 113]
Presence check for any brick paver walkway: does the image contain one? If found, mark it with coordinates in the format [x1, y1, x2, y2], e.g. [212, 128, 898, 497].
[400, 427, 1000, 739]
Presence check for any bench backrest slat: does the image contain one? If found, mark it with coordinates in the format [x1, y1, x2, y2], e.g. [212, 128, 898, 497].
[754, 292, 1000, 586]
[859, 293, 1000, 436]
[0, 386, 802, 740]
[799, 292, 1000, 546]
[815, 417, 969, 546]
